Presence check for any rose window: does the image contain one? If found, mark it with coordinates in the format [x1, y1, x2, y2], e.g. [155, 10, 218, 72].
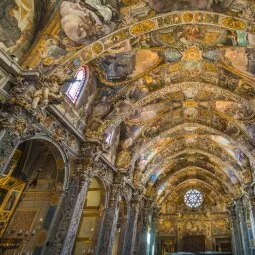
[184, 189, 203, 209]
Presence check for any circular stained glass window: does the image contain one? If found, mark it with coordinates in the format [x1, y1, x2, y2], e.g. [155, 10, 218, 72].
[184, 189, 203, 209]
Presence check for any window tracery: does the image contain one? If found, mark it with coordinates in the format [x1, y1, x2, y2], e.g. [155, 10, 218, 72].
[184, 189, 203, 209]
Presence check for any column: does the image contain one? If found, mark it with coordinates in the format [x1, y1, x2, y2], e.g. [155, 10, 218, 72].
[137, 202, 151, 255]
[98, 184, 121, 255]
[149, 220, 156, 255]
[248, 190, 255, 254]
[230, 207, 243, 255]
[117, 214, 128, 255]
[149, 205, 160, 255]
[123, 198, 140, 255]
[138, 222, 148, 255]
[92, 207, 106, 255]
[45, 174, 91, 255]
[237, 202, 252, 255]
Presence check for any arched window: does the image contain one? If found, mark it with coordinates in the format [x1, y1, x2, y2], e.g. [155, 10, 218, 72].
[66, 66, 89, 104]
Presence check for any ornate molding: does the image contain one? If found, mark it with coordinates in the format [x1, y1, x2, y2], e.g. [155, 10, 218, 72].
[86, 82, 255, 139]
[50, 11, 255, 80]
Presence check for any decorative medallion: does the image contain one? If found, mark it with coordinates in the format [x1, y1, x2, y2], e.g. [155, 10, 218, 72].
[221, 17, 246, 30]
[183, 13, 194, 23]
[92, 42, 104, 55]
[130, 20, 157, 36]
[182, 47, 202, 61]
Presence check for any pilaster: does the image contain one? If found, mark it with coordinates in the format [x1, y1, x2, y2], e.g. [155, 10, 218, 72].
[230, 205, 243, 255]
[123, 193, 143, 255]
[137, 200, 151, 255]
[98, 183, 122, 255]
[46, 172, 91, 255]
[237, 200, 252, 255]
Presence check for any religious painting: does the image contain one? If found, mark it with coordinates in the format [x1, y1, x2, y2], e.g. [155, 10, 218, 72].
[22, 0, 121, 72]
[0, 175, 26, 237]
[60, 1, 119, 45]
[0, 0, 37, 61]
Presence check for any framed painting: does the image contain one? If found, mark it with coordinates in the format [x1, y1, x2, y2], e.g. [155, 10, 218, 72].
[0, 176, 25, 237]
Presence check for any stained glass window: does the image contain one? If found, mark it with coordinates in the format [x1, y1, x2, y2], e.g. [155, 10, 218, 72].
[66, 66, 89, 104]
[184, 189, 203, 209]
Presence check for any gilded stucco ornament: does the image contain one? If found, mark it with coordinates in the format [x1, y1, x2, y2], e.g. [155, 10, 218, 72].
[46, 12, 255, 80]
[10, 75, 64, 111]
[31, 75, 64, 109]
[3, 2, 255, 252]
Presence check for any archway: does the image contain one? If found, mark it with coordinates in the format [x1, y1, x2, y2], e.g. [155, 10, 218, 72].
[73, 177, 106, 255]
[0, 138, 67, 254]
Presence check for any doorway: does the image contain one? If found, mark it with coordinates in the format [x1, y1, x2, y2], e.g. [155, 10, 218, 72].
[73, 178, 105, 255]
[215, 238, 232, 252]
[183, 235, 205, 252]
[1, 139, 66, 254]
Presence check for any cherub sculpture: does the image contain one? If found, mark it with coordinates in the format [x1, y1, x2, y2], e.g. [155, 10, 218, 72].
[32, 75, 64, 109]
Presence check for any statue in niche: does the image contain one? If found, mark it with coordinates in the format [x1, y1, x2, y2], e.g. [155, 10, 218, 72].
[60, 0, 118, 44]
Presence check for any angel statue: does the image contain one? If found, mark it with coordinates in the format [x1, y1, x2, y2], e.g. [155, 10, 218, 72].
[32, 75, 64, 109]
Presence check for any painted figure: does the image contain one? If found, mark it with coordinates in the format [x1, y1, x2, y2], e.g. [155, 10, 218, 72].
[60, 0, 118, 44]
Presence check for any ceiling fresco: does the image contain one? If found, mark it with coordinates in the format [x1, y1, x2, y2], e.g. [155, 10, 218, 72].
[0, 0, 36, 60]
[0, 0, 57, 61]
[5, 0, 255, 212]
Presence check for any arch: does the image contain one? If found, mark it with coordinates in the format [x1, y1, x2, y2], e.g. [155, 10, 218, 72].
[138, 136, 245, 173]
[0, 137, 69, 253]
[145, 159, 240, 188]
[50, 11, 255, 80]
[102, 82, 255, 136]
[154, 166, 238, 197]
[157, 179, 233, 204]
[136, 110, 252, 145]
[2, 134, 70, 190]
[158, 174, 231, 196]
[140, 149, 244, 186]
[130, 122, 255, 174]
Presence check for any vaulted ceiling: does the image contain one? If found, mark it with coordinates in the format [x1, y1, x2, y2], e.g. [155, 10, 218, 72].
[16, 0, 255, 210]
